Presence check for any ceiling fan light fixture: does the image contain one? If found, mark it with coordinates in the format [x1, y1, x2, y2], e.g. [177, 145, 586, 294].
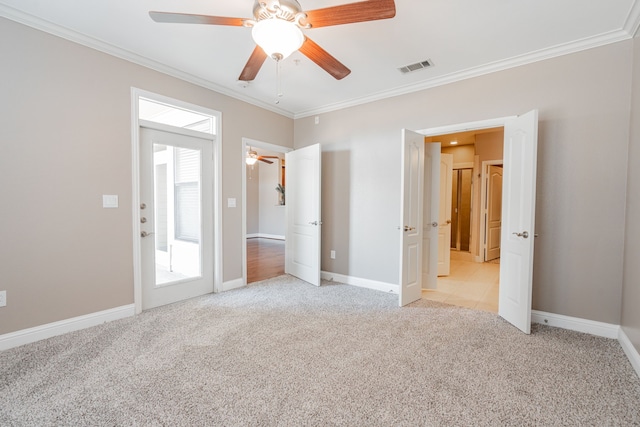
[246, 149, 259, 165]
[252, 18, 304, 60]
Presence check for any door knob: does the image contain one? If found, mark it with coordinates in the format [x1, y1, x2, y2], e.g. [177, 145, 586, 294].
[431, 222, 438, 228]
[446, 220, 452, 224]
[141, 231, 155, 238]
[404, 226, 415, 231]
[140, 203, 147, 210]
[140, 217, 147, 223]
[512, 231, 529, 238]
[309, 221, 322, 226]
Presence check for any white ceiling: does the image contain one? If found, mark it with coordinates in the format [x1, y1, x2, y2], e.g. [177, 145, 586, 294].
[2, 0, 639, 118]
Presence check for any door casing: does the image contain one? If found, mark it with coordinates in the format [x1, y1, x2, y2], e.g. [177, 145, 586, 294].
[131, 88, 222, 315]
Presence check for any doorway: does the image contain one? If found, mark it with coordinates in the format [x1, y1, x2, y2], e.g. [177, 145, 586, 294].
[242, 138, 292, 286]
[246, 145, 287, 283]
[425, 127, 504, 312]
[131, 89, 222, 314]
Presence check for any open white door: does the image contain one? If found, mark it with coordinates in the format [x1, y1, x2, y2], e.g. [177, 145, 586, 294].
[422, 143, 441, 289]
[437, 154, 453, 276]
[399, 130, 425, 306]
[499, 110, 538, 334]
[486, 165, 503, 261]
[285, 143, 321, 286]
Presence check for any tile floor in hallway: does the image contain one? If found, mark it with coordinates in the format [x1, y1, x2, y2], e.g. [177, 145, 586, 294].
[422, 258, 500, 313]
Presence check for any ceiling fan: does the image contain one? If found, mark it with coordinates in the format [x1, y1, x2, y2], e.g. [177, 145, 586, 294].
[149, 0, 396, 82]
[246, 148, 279, 165]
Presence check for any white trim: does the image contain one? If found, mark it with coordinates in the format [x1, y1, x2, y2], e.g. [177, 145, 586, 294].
[418, 117, 515, 137]
[619, 328, 640, 378]
[531, 310, 620, 339]
[2, 3, 636, 120]
[293, 29, 632, 119]
[0, 305, 135, 352]
[221, 278, 245, 292]
[624, 0, 640, 37]
[131, 88, 223, 309]
[247, 233, 285, 240]
[321, 271, 399, 294]
[0, 5, 294, 119]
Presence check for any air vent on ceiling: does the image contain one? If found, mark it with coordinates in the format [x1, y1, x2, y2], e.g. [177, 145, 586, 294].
[399, 59, 433, 74]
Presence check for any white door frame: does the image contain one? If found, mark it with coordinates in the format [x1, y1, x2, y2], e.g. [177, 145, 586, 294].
[479, 160, 504, 262]
[241, 138, 293, 288]
[131, 88, 223, 314]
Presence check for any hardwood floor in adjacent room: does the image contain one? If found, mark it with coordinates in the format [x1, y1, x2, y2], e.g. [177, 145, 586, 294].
[247, 238, 285, 283]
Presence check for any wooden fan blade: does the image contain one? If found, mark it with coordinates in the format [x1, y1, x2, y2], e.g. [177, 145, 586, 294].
[299, 37, 351, 80]
[258, 158, 274, 164]
[303, 0, 395, 28]
[238, 46, 268, 81]
[149, 11, 245, 26]
[259, 156, 280, 159]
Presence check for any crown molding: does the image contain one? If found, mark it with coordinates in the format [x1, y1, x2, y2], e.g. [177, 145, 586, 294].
[2, 2, 638, 121]
[0, 4, 295, 119]
[624, 0, 640, 37]
[293, 28, 633, 118]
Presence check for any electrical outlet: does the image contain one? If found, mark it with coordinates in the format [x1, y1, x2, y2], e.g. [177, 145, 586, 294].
[0, 291, 6, 307]
[330, 250, 336, 259]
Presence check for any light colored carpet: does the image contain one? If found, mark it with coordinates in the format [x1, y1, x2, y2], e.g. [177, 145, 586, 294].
[1, 275, 639, 426]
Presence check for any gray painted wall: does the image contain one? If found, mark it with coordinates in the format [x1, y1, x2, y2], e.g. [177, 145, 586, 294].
[295, 40, 633, 324]
[1, 16, 638, 340]
[622, 35, 640, 354]
[0, 18, 293, 334]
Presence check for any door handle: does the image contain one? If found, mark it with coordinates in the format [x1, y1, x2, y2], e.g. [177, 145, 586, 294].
[141, 231, 155, 238]
[404, 226, 416, 232]
[431, 222, 438, 228]
[512, 231, 529, 238]
[446, 220, 452, 224]
[309, 221, 322, 226]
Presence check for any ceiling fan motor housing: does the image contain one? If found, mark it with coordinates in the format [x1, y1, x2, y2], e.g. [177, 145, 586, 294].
[253, 0, 304, 22]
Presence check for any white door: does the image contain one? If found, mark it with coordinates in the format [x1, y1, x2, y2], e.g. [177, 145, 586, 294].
[437, 153, 453, 276]
[399, 130, 425, 306]
[499, 110, 539, 334]
[422, 143, 441, 289]
[486, 165, 503, 261]
[285, 143, 321, 286]
[140, 127, 214, 310]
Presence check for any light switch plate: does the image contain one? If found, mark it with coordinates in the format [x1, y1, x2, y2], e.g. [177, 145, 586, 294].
[0, 291, 6, 307]
[228, 198, 236, 208]
[103, 195, 119, 208]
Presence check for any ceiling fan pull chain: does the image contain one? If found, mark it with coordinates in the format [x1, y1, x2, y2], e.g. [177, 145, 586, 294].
[275, 60, 283, 104]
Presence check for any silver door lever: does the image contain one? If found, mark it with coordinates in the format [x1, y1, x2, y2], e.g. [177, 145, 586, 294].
[512, 231, 529, 238]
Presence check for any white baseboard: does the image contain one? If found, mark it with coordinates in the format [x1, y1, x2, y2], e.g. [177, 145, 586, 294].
[246, 234, 285, 240]
[321, 271, 398, 294]
[221, 278, 245, 292]
[618, 328, 640, 379]
[531, 310, 620, 339]
[0, 304, 135, 352]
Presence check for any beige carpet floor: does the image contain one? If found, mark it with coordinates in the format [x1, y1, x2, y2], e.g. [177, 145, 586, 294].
[1, 275, 639, 426]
